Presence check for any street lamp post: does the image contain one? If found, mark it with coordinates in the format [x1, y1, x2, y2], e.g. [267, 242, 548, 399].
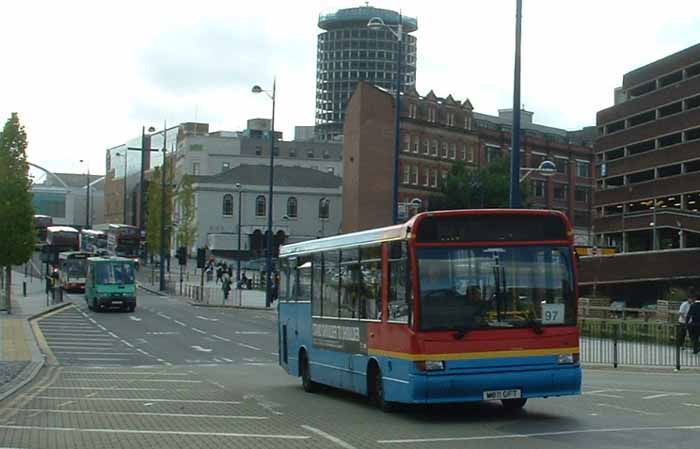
[115, 151, 128, 224]
[236, 182, 242, 287]
[368, 14, 403, 224]
[79, 159, 90, 229]
[159, 122, 167, 292]
[252, 81, 276, 308]
[509, 0, 524, 208]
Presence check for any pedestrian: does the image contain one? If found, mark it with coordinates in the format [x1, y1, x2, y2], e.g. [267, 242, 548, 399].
[228, 264, 233, 279]
[678, 288, 695, 350]
[687, 289, 700, 354]
[240, 272, 248, 289]
[216, 264, 223, 284]
[222, 273, 231, 303]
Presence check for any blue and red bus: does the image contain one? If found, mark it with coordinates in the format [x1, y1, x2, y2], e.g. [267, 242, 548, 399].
[277, 209, 581, 410]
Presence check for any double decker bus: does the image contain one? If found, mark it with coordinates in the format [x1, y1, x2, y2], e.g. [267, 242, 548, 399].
[105, 224, 140, 263]
[80, 229, 108, 254]
[57, 251, 92, 293]
[277, 209, 581, 411]
[33, 214, 53, 245]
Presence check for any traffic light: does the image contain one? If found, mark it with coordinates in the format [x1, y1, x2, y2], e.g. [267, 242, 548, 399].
[177, 247, 187, 266]
[196, 248, 206, 269]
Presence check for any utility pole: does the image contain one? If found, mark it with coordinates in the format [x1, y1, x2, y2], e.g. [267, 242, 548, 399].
[509, 0, 523, 208]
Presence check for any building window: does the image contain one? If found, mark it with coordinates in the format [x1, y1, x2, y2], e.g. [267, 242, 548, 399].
[222, 162, 230, 172]
[255, 195, 266, 217]
[222, 194, 233, 216]
[575, 186, 590, 203]
[486, 145, 501, 163]
[409, 103, 417, 119]
[189, 144, 204, 152]
[327, 167, 335, 175]
[255, 146, 262, 156]
[431, 139, 438, 156]
[554, 184, 568, 200]
[319, 198, 330, 219]
[428, 107, 436, 123]
[576, 160, 591, 178]
[403, 134, 411, 152]
[450, 143, 457, 159]
[423, 167, 430, 186]
[532, 180, 545, 198]
[412, 166, 419, 185]
[289, 148, 297, 157]
[413, 136, 420, 153]
[441, 169, 448, 181]
[555, 157, 569, 174]
[464, 116, 472, 130]
[441, 142, 448, 158]
[403, 165, 410, 184]
[423, 139, 430, 155]
[446, 112, 455, 127]
[287, 197, 298, 218]
[431, 168, 438, 187]
[307, 149, 315, 158]
[192, 162, 200, 175]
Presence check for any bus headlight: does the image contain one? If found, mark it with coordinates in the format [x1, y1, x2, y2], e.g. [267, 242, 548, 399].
[558, 353, 579, 364]
[415, 360, 445, 371]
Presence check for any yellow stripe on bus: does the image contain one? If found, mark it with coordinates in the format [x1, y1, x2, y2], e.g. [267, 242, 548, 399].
[367, 346, 580, 361]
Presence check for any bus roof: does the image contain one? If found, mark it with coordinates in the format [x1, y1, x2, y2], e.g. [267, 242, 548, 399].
[87, 256, 136, 263]
[280, 222, 409, 257]
[59, 251, 93, 259]
[47, 226, 79, 233]
[80, 229, 105, 236]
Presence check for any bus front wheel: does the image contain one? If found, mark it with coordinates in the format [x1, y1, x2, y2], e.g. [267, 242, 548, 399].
[300, 351, 318, 393]
[370, 365, 396, 412]
[502, 398, 527, 411]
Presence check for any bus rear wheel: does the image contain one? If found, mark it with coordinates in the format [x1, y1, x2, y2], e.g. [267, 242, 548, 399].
[300, 352, 318, 393]
[502, 398, 527, 411]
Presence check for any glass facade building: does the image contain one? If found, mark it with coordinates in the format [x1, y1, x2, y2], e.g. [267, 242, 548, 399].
[315, 6, 418, 141]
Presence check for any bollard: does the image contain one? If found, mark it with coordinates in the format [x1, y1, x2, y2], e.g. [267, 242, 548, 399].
[23, 281, 27, 297]
[613, 322, 619, 369]
[675, 323, 682, 371]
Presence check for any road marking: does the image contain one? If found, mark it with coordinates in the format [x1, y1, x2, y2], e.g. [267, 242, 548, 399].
[40, 332, 104, 336]
[235, 331, 269, 335]
[157, 313, 172, 320]
[271, 352, 279, 356]
[583, 392, 624, 399]
[76, 358, 129, 361]
[211, 334, 231, 342]
[174, 320, 186, 326]
[55, 352, 133, 355]
[222, 357, 233, 362]
[376, 425, 700, 444]
[684, 403, 700, 408]
[46, 338, 113, 342]
[147, 331, 179, 335]
[206, 379, 226, 389]
[643, 393, 689, 400]
[108, 332, 120, 339]
[57, 401, 74, 408]
[61, 371, 189, 376]
[46, 387, 170, 391]
[84, 392, 98, 398]
[50, 345, 116, 350]
[97, 325, 107, 331]
[33, 396, 241, 404]
[191, 328, 207, 334]
[129, 316, 142, 321]
[0, 425, 309, 439]
[48, 341, 114, 346]
[197, 315, 219, 321]
[301, 425, 358, 449]
[191, 345, 212, 353]
[120, 340, 134, 348]
[237, 343, 262, 351]
[136, 348, 150, 355]
[596, 403, 663, 416]
[59, 378, 202, 383]
[11, 408, 269, 419]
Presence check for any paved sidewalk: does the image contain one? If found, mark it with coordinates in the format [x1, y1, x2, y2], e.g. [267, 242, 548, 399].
[0, 269, 66, 401]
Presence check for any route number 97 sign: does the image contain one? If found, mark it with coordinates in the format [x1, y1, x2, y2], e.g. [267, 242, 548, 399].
[542, 303, 565, 324]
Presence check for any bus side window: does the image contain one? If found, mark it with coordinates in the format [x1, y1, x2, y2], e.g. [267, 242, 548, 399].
[340, 248, 360, 319]
[311, 253, 323, 315]
[360, 245, 382, 320]
[322, 251, 340, 318]
[388, 242, 410, 323]
[279, 258, 289, 301]
[297, 256, 312, 302]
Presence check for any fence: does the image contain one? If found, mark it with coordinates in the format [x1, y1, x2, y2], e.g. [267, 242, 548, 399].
[182, 283, 243, 306]
[579, 318, 700, 369]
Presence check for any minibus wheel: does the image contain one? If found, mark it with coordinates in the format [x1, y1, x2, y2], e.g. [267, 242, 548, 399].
[502, 398, 527, 411]
[300, 351, 318, 393]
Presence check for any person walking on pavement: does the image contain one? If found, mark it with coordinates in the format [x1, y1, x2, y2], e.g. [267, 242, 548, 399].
[678, 288, 695, 350]
[222, 273, 231, 303]
[215, 264, 223, 284]
[686, 288, 700, 354]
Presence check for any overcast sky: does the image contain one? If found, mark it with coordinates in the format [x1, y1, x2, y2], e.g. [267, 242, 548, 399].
[2, 0, 699, 176]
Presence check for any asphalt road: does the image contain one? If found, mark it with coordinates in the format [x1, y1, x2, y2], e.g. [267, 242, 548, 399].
[1, 289, 699, 449]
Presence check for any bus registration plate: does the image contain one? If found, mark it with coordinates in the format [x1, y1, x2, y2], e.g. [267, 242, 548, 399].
[483, 389, 521, 400]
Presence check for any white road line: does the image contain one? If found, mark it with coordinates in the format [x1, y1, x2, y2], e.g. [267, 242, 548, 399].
[271, 352, 279, 356]
[157, 313, 172, 320]
[596, 403, 663, 416]
[97, 325, 107, 331]
[643, 393, 689, 400]
[88, 319, 97, 324]
[583, 392, 624, 399]
[33, 396, 241, 404]
[235, 331, 269, 335]
[376, 425, 700, 444]
[108, 332, 120, 339]
[174, 320, 186, 326]
[77, 358, 129, 361]
[11, 408, 269, 419]
[40, 332, 104, 336]
[237, 343, 262, 351]
[55, 352, 133, 355]
[50, 346, 116, 350]
[61, 371, 189, 376]
[191, 328, 207, 334]
[136, 348, 150, 355]
[60, 379, 202, 383]
[48, 342, 114, 346]
[129, 316, 142, 321]
[211, 334, 231, 342]
[0, 425, 309, 439]
[222, 358, 233, 363]
[301, 425, 358, 449]
[57, 401, 74, 408]
[684, 403, 700, 408]
[46, 338, 113, 343]
[121, 340, 134, 348]
[46, 387, 170, 391]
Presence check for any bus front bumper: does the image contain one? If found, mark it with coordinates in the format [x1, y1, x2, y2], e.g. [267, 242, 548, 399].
[96, 297, 136, 308]
[406, 365, 581, 404]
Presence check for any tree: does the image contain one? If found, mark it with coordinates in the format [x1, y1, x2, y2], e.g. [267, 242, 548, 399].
[176, 174, 197, 254]
[428, 158, 530, 211]
[0, 113, 35, 313]
[145, 161, 174, 262]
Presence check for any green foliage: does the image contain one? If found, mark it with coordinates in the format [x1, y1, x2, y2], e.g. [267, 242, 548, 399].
[0, 113, 35, 267]
[428, 158, 530, 210]
[176, 174, 197, 250]
[145, 161, 174, 254]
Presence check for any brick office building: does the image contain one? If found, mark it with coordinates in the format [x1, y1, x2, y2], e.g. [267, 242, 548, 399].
[581, 43, 700, 303]
[342, 82, 595, 242]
